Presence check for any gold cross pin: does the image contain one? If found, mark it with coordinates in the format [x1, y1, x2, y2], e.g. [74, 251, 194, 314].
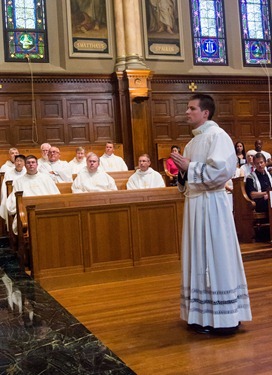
[189, 82, 197, 92]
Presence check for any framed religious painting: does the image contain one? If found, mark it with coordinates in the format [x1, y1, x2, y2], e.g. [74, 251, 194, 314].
[142, 0, 184, 60]
[66, 0, 113, 58]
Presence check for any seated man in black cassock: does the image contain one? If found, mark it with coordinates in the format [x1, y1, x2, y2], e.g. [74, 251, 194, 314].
[245, 152, 272, 212]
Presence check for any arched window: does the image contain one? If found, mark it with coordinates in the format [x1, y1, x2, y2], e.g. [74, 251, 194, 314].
[2, 0, 49, 62]
[239, 0, 272, 66]
[189, 0, 228, 65]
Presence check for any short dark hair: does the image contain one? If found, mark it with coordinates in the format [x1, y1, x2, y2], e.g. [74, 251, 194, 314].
[190, 93, 215, 120]
[25, 154, 37, 162]
[15, 154, 26, 162]
[171, 145, 180, 152]
[254, 152, 266, 162]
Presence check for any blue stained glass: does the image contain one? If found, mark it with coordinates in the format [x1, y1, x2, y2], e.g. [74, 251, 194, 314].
[239, 0, 272, 66]
[190, 0, 228, 65]
[2, 0, 48, 62]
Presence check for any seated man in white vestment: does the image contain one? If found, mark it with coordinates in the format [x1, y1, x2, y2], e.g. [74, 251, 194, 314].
[99, 141, 128, 172]
[0, 154, 26, 226]
[72, 152, 117, 193]
[126, 154, 165, 190]
[37, 143, 51, 166]
[38, 146, 73, 183]
[68, 146, 86, 175]
[6, 155, 60, 235]
[0, 148, 19, 173]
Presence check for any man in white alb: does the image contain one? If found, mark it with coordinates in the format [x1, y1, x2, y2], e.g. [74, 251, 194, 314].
[171, 93, 252, 335]
[0, 154, 26, 225]
[6, 155, 60, 234]
[72, 152, 117, 193]
[38, 146, 73, 183]
[68, 146, 86, 174]
[126, 154, 165, 190]
[99, 142, 128, 172]
[0, 148, 19, 173]
[37, 143, 51, 166]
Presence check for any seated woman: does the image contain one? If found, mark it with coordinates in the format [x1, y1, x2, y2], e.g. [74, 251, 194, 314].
[235, 141, 246, 167]
[166, 145, 180, 186]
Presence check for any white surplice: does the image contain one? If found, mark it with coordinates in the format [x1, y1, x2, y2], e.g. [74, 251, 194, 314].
[38, 160, 73, 183]
[126, 168, 165, 190]
[68, 157, 86, 174]
[179, 120, 252, 328]
[0, 167, 26, 224]
[72, 167, 117, 193]
[99, 154, 128, 172]
[6, 172, 60, 234]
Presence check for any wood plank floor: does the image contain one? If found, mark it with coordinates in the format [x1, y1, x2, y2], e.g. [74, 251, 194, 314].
[49, 256, 272, 375]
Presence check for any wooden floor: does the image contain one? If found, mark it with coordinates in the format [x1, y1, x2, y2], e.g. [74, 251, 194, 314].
[49, 246, 272, 375]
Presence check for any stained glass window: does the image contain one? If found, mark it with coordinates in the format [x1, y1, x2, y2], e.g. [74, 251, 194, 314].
[239, 0, 272, 66]
[2, 0, 49, 62]
[189, 0, 228, 65]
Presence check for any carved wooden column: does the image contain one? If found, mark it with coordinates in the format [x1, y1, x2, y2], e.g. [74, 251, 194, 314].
[125, 69, 153, 166]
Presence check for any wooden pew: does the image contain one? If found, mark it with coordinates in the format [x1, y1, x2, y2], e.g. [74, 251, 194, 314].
[107, 170, 135, 189]
[17, 188, 184, 288]
[7, 169, 135, 257]
[6, 180, 17, 252]
[232, 176, 269, 243]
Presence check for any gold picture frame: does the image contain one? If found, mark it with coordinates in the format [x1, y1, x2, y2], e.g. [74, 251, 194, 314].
[142, 0, 184, 61]
[66, 0, 113, 58]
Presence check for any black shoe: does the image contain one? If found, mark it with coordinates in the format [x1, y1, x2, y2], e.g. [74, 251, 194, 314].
[187, 323, 213, 334]
[211, 325, 240, 336]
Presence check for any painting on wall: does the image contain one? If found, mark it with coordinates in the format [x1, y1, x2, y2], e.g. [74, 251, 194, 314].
[142, 0, 184, 60]
[66, 0, 113, 58]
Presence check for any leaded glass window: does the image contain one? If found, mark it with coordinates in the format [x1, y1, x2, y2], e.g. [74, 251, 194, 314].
[239, 0, 272, 66]
[2, 0, 49, 62]
[190, 0, 228, 65]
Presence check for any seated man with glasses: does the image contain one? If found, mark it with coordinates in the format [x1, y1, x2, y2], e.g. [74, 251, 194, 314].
[38, 146, 73, 183]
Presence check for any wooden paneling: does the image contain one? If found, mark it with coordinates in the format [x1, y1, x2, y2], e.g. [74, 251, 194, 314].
[150, 76, 272, 167]
[0, 74, 118, 148]
[1, 73, 272, 171]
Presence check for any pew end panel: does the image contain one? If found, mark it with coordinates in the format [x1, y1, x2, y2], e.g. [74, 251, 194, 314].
[15, 191, 30, 269]
[6, 180, 17, 251]
[232, 177, 269, 243]
[0, 172, 7, 238]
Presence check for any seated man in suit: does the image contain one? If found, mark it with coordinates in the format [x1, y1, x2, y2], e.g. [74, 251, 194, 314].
[245, 152, 272, 212]
[72, 152, 117, 193]
[127, 154, 165, 190]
